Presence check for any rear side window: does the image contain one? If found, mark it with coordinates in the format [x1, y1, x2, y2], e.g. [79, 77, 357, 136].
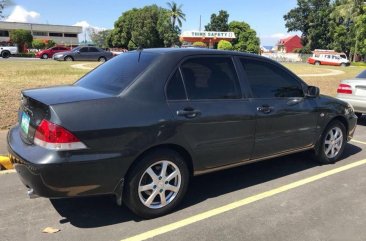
[166, 70, 186, 100]
[180, 57, 241, 100]
[89, 47, 99, 52]
[76, 52, 158, 94]
[240, 59, 304, 98]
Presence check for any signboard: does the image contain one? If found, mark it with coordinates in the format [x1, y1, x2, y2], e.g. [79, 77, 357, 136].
[181, 31, 236, 39]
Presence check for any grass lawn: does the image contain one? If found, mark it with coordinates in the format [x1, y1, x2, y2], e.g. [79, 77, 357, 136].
[0, 60, 364, 130]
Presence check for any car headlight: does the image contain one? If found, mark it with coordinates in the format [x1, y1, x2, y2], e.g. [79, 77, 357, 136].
[345, 103, 354, 115]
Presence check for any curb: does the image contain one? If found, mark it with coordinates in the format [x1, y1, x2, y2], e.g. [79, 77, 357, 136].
[0, 155, 13, 170]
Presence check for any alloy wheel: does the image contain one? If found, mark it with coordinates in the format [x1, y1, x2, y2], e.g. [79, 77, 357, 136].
[138, 160, 181, 209]
[324, 126, 343, 159]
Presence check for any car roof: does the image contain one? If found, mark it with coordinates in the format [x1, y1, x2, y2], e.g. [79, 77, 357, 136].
[132, 48, 259, 58]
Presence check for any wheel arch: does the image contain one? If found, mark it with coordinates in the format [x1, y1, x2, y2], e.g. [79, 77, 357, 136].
[127, 143, 194, 179]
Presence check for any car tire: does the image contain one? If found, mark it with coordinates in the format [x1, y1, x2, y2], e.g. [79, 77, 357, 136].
[1, 51, 10, 58]
[355, 112, 363, 119]
[314, 120, 347, 164]
[42, 54, 48, 59]
[64, 56, 73, 61]
[315, 61, 321, 66]
[98, 57, 107, 62]
[341, 63, 347, 67]
[124, 149, 189, 219]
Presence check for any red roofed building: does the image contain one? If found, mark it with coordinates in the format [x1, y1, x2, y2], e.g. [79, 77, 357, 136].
[275, 35, 303, 53]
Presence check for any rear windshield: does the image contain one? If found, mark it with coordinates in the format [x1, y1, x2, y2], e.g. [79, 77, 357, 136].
[356, 69, 366, 79]
[75, 52, 158, 94]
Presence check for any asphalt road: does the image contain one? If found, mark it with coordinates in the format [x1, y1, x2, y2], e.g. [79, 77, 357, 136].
[1, 119, 366, 241]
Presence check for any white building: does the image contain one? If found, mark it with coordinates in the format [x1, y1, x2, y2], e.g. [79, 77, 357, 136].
[0, 21, 82, 45]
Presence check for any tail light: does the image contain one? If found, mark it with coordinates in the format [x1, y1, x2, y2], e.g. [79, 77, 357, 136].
[34, 119, 87, 150]
[337, 84, 352, 94]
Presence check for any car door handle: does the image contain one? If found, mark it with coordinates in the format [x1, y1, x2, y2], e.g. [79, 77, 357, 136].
[287, 97, 303, 106]
[176, 108, 201, 118]
[257, 105, 273, 114]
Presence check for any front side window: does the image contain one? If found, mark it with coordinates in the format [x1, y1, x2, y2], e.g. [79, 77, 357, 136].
[79, 47, 88, 53]
[180, 57, 241, 100]
[240, 59, 304, 98]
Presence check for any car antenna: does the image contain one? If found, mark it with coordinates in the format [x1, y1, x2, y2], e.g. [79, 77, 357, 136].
[129, 39, 143, 62]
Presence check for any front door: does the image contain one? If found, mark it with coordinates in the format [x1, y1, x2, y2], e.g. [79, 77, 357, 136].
[239, 58, 319, 158]
[166, 56, 256, 170]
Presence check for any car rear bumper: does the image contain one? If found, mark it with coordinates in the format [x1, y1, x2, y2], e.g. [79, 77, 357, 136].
[7, 125, 127, 199]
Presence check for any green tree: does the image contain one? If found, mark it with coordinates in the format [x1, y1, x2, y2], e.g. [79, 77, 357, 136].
[228, 21, 260, 53]
[217, 40, 232, 50]
[45, 40, 56, 48]
[9, 29, 33, 52]
[32, 39, 46, 49]
[0, 0, 13, 20]
[205, 10, 229, 31]
[108, 5, 180, 49]
[166, 1, 186, 28]
[89, 29, 112, 48]
[284, 0, 331, 50]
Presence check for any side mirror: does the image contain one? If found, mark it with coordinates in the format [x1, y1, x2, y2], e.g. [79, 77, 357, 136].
[306, 86, 320, 98]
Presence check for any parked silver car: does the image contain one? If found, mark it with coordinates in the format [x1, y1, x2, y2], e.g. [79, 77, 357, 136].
[337, 69, 366, 118]
[53, 46, 113, 62]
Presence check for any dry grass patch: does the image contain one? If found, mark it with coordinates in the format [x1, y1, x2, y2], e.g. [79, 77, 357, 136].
[283, 63, 365, 96]
[0, 60, 100, 129]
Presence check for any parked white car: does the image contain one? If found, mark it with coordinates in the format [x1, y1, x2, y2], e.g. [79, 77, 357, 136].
[337, 69, 366, 119]
[0, 44, 19, 58]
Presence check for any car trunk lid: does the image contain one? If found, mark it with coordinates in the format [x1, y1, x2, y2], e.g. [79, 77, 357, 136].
[19, 85, 111, 144]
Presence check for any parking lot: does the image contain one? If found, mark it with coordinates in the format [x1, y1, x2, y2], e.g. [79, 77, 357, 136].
[0, 118, 365, 241]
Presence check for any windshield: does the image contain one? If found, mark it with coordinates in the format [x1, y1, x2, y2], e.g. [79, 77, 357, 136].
[75, 52, 159, 95]
[356, 69, 366, 79]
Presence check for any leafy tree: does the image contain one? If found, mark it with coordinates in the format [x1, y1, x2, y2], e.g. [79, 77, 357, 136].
[0, 0, 12, 20]
[166, 1, 186, 28]
[9, 29, 33, 52]
[88, 29, 112, 48]
[217, 40, 232, 50]
[284, 0, 331, 50]
[45, 39, 56, 48]
[354, 7, 366, 57]
[228, 21, 260, 53]
[108, 5, 180, 49]
[32, 39, 46, 49]
[205, 10, 229, 31]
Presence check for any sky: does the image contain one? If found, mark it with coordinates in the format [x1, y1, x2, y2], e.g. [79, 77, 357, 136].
[2, 0, 300, 46]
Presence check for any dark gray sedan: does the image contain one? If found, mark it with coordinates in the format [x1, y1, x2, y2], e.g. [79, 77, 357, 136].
[8, 48, 357, 219]
[53, 46, 113, 62]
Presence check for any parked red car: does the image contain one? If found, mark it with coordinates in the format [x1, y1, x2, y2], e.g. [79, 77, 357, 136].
[36, 46, 70, 59]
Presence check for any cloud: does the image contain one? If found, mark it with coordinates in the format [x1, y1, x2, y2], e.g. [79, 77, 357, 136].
[73, 21, 105, 42]
[5, 6, 40, 23]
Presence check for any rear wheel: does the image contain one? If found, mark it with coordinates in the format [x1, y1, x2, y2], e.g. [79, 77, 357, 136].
[42, 54, 48, 59]
[341, 63, 347, 67]
[314, 120, 346, 164]
[98, 57, 107, 62]
[315, 61, 321, 66]
[1, 51, 10, 58]
[124, 149, 189, 219]
[64, 56, 73, 61]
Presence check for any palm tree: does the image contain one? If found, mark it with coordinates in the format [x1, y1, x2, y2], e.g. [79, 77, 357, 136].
[166, 1, 186, 28]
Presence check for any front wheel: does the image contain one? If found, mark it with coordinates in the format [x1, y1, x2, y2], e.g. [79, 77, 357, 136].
[315, 61, 321, 66]
[314, 120, 346, 164]
[64, 56, 73, 61]
[42, 54, 48, 59]
[98, 57, 107, 62]
[341, 63, 347, 67]
[124, 149, 189, 219]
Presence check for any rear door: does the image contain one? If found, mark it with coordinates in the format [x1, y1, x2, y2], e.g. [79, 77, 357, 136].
[166, 56, 256, 169]
[88, 47, 101, 61]
[238, 58, 319, 158]
[76, 47, 89, 61]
